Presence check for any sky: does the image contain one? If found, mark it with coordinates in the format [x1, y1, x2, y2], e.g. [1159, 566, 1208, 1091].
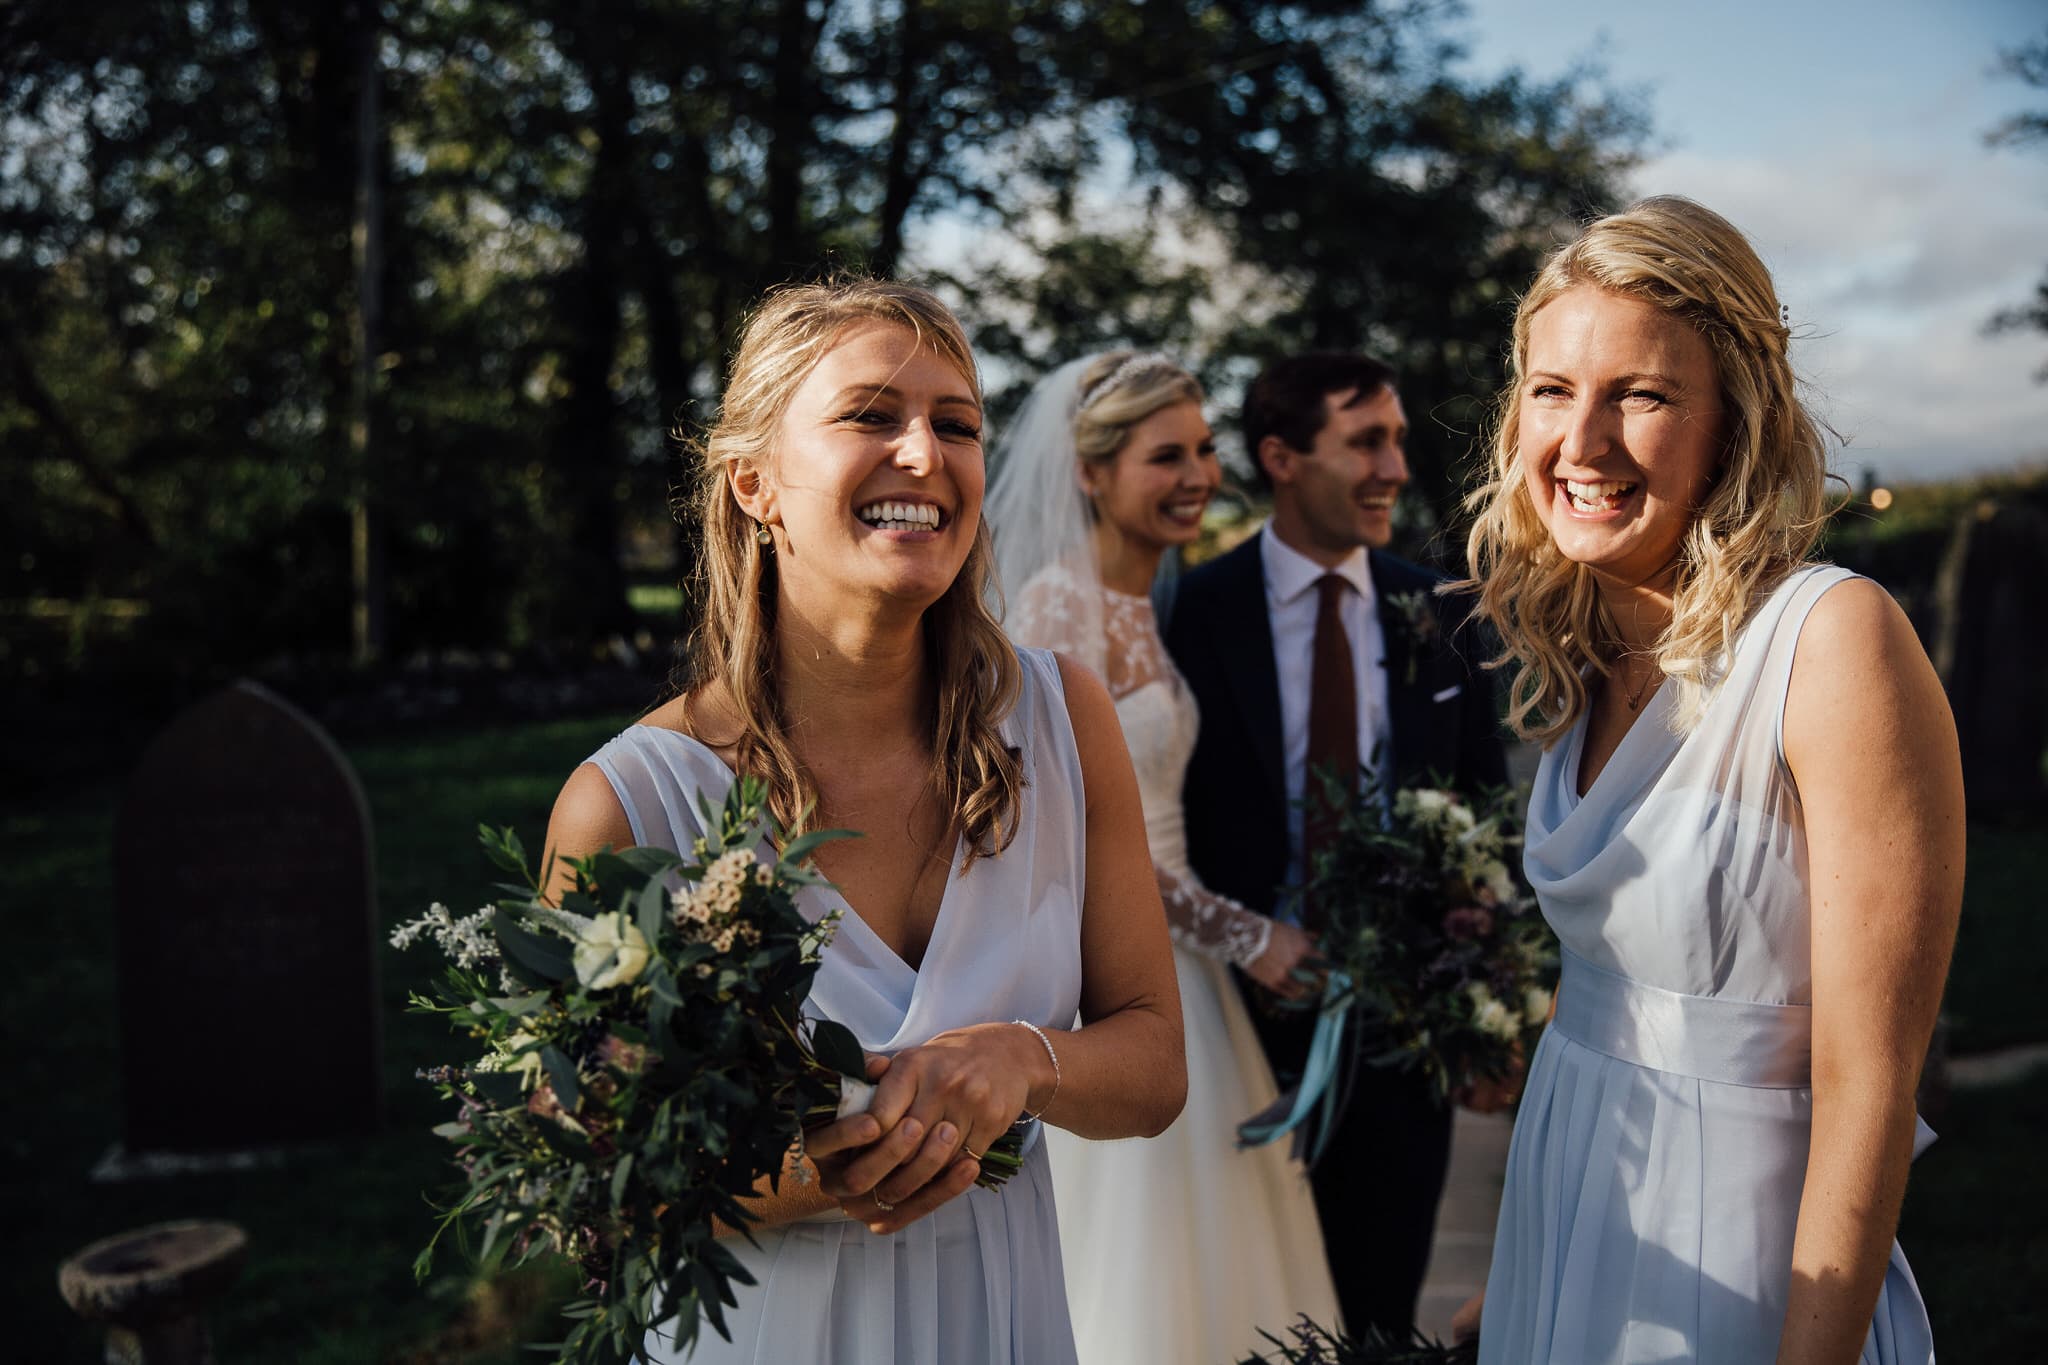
[1449, 0, 2047, 484]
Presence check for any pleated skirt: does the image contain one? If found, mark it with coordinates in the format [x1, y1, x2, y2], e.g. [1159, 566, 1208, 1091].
[652, 1141, 1078, 1365]
[1478, 1026, 1935, 1364]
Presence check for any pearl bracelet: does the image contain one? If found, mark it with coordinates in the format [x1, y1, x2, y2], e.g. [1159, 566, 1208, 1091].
[1013, 1018, 1061, 1121]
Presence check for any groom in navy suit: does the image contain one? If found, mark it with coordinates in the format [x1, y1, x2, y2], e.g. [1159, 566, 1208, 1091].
[1164, 352, 1509, 1335]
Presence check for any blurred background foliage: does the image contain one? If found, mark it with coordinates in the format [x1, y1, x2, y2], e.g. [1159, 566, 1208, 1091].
[1, 0, 1644, 727]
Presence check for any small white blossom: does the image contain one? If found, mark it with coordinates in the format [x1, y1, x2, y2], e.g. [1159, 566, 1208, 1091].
[389, 903, 498, 970]
[1523, 985, 1554, 1026]
[1396, 788, 1454, 824]
[482, 1029, 546, 1090]
[1465, 854, 1517, 906]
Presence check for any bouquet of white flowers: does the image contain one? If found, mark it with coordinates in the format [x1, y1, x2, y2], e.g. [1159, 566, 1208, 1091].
[397, 777, 1020, 1363]
[1240, 773, 1557, 1162]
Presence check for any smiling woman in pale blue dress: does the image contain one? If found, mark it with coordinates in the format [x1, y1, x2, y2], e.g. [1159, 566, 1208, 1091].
[1450, 197, 1961, 1364]
[542, 279, 1187, 1364]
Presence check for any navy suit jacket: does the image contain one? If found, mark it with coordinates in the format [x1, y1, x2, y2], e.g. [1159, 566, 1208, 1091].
[1163, 532, 1509, 918]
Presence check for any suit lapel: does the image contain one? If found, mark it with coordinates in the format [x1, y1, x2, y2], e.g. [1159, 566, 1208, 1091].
[1214, 537, 1288, 804]
[1373, 550, 1431, 785]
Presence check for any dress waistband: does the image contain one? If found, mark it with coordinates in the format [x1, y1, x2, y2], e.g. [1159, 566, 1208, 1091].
[1553, 949, 1811, 1089]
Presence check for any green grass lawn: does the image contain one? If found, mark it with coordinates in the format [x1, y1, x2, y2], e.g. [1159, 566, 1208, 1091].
[1943, 821, 2048, 1054]
[1898, 1066, 2048, 1359]
[5, 714, 2043, 1360]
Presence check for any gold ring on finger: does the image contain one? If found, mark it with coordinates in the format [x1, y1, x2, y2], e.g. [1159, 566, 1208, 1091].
[873, 1191, 895, 1212]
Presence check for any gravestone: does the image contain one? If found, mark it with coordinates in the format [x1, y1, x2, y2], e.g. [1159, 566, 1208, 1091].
[110, 681, 381, 1161]
[1930, 500, 2048, 812]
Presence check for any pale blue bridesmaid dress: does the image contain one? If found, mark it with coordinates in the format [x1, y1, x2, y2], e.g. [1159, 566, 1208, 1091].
[1479, 565, 1936, 1363]
[589, 648, 1085, 1365]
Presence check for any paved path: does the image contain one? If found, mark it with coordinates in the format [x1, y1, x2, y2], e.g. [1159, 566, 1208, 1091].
[1416, 1108, 1511, 1340]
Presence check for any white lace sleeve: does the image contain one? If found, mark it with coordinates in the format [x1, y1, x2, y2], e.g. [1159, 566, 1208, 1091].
[1007, 563, 1108, 679]
[1157, 864, 1274, 969]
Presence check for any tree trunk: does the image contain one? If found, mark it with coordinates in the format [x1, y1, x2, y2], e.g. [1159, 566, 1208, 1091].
[872, 0, 925, 277]
[551, 34, 636, 644]
[348, 8, 387, 666]
[765, 0, 821, 276]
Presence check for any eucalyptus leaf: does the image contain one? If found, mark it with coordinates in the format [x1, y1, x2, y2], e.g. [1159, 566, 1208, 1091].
[541, 1045, 581, 1112]
[616, 845, 680, 878]
[493, 910, 574, 983]
[590, 851, 651, 901]
[478, 824, 529, 877]
[777, 827, 860, 867]
[807, 1019, 868, 1079]
[636, 876, 669, 945]
[467, 1069, 526, 1109]
[608, 1151, 636, 1214]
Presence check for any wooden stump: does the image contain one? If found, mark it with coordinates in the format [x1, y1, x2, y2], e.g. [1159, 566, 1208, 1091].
[58, 1221, 247, 1365]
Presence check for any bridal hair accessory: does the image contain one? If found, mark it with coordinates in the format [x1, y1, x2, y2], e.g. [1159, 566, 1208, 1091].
[1079, 350, 1179, 409]
[755, 520, 773, 546]
[1779, 303, 1789, 327]
[1013, 1018, 1061, 1120]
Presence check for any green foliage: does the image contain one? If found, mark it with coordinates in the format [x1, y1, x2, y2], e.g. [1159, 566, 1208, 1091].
[2, 0, 1646, 692]
[1243, 1316, 1478, 1363]
[399, 779, 852, 1362]
[1300, 772, 1556, 1105]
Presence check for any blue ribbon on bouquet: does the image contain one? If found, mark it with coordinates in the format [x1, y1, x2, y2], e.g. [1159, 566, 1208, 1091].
[1235, 970, 1354, 1166]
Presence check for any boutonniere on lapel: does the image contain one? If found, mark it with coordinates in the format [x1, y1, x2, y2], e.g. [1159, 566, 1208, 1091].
[1383, 590, 1440, 685]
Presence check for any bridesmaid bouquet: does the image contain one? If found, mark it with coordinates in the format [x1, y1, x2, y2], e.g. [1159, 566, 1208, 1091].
[396, 778, 1025, 1363]
[1242, 1316, 1478, 1364]
[1240, 773, 1557, 1161]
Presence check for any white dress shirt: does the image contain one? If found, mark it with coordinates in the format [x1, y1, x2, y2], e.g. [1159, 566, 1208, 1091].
[1260, 522, 1389, 900]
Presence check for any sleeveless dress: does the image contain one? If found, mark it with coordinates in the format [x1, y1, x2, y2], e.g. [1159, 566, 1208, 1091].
[588, 647, 1085, 1365]
[1478, 565, 1936, 1364]
[1014, 567, 1342, 1365]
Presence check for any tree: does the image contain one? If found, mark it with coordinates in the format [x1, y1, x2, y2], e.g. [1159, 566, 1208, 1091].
[949, 0, 1646, 554]
[1, 0, 1646, 693]
[1985, 27, 2048, 382]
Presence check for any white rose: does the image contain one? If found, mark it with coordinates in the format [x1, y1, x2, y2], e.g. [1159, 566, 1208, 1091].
[1524, 985, 1554, 1026]
[572, 911, 651, 990]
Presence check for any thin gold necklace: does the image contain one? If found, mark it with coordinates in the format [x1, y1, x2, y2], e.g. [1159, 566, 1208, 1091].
[1619, 654, 1659, 711]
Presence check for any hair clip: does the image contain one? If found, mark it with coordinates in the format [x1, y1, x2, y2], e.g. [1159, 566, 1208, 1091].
[1779, 303, 1790, 328]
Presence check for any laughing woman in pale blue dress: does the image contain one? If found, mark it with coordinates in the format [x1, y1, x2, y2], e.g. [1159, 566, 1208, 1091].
[541, 280, 1186, 1362]
[1450, 197, 1962, 1363]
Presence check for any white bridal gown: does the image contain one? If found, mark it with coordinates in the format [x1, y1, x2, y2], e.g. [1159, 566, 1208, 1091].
[589, 648, 1085, 1365]
[1013, 565, 1342, 1365]
[1479, 565, 1936, 1364]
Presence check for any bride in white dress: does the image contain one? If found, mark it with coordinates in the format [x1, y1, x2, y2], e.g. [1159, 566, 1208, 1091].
[987, 352, 1342, 1364]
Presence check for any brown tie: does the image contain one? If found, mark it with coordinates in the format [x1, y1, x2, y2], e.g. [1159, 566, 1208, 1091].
[1303, 573, 1358, 904]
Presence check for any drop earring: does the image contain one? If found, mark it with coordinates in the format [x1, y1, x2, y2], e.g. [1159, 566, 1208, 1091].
[755, 521, 773, 546]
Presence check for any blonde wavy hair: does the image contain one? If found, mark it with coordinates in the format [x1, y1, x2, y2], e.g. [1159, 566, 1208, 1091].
[1459, 195, 1832, 745]
[1075, 351, 1205, 469]
[678, 278, 1024, 863]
